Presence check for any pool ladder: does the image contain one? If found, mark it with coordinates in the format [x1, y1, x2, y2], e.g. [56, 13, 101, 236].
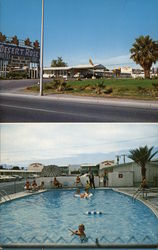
[0, 189, 11, 202]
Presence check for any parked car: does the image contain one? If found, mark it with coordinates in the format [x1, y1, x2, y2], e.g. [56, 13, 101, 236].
[74, 72, 84, 79]
[12, 175, 23, 181]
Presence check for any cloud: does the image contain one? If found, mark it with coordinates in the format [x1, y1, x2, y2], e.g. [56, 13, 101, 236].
[1, 123, 158, 165]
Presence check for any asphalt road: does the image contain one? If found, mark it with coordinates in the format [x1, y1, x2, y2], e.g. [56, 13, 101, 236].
[0, 93, 158, 122]
[0, 78, 51, 92]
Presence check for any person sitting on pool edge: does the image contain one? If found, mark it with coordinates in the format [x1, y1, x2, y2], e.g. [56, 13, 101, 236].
[141, 177, 148, 189]
[53, 177, 62, 188]
[24, 180, 32, 191]
[69, 224, 86, 241]
[32, 179, 38, 191]
[133, 177, 149, 199]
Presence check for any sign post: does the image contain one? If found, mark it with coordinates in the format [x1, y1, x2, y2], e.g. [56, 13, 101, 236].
[40, 0, 44, 96]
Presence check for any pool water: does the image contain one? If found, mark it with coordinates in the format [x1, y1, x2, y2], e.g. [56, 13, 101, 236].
[0, 189, 158, 244]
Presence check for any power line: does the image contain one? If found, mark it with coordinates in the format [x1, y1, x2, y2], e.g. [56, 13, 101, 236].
[1, 134, 158, 155]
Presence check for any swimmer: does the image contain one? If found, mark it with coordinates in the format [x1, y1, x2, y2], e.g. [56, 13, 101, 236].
[75, 189, 80, 195]
[80, 188, 89, 199]
[69, 224, 86, 240]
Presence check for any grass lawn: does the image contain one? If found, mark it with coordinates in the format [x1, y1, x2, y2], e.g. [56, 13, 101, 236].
[26, 78, 158, 100]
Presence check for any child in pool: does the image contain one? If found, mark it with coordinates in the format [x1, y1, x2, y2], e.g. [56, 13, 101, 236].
[69, 224, 86, 240]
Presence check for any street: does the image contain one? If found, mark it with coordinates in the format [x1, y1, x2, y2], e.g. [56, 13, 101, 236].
[0, 92, 158, 122]
[0, 79, 158, 122]
[0, 78, 51, 92]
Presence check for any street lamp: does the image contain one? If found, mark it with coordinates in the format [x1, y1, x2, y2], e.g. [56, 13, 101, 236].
[40, 0, 44, 96]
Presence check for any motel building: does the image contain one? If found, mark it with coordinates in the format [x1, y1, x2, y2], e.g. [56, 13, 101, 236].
[98, 159, 158, 188]
[43, 63, 106, 79]
[80, 163, 100, 175]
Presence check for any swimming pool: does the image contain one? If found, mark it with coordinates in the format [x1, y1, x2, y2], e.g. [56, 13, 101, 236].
[0, 189, 158, 244]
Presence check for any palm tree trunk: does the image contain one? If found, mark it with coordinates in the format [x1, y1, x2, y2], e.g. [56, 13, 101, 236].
[141, 166, 146, 180]
[144, 68, 150, 79]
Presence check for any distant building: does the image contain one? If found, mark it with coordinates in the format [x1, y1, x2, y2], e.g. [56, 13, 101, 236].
[80, 163, 99, 175]
[43, 63, 106, 79]
[28, 163, 44, 172]
[98, 160, 115, 176]
[58, 165, 70, 176]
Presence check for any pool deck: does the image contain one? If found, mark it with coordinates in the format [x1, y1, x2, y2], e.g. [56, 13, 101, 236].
[0, 187, 158, 217]
[0, 189, 47, 204]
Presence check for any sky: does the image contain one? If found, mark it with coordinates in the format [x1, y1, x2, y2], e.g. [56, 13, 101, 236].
[1, 0, 158, 68]
[1, 123, 158, 168]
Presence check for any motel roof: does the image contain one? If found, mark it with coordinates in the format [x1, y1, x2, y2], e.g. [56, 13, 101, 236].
[44, 64, 105, 71]
[43, 66, 72, 70]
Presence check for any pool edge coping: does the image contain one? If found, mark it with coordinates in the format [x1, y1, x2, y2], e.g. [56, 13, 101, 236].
[113, 188, 158, 219]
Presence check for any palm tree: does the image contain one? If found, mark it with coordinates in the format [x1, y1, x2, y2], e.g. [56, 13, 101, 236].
[11, 35, 19, 46]
[128, 145, 158, 181]
[33, 40, 40, 49]
[0, 32, 6, 42]
[130, 35, 157, 79]
[24, 38, 31, 47]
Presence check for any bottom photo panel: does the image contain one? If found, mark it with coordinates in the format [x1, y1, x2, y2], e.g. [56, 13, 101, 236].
[0, 123, 158, 249]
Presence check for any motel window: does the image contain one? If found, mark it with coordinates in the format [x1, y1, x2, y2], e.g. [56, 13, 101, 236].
[118, 173, 123, 178]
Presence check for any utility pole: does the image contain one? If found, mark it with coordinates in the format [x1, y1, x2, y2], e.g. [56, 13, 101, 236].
[116, 155, 121, 165]
[40, 0, 44, 96]
[121, 154, 127, 164]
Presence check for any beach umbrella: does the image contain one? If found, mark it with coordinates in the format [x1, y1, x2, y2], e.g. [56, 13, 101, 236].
[41, 165, 62, 177]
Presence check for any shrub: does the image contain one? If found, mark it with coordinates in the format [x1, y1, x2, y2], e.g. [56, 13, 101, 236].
[116, 87, 129, 93]
[44, 84, 53, 90]
[151, 83, 158, 97]
[7, 71, 28, 79]
[137, 86, 148, 94]
[104, 88, 113, 94]
[152, 83, 158, 90]
[95, 81, 106, 94]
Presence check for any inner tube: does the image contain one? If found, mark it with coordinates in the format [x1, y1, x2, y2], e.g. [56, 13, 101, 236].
[85, 211, 103, 215]
[74, 193, 93, 198]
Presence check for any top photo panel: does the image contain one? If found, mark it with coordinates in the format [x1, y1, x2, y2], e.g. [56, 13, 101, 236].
[0, 0, 158, 123]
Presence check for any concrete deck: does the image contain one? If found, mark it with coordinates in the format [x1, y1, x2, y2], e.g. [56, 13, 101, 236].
[0, 189, 47, 204]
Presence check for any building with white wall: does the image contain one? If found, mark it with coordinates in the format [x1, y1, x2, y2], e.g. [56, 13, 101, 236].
[104, 159, 158, 187]
[43, 63, 106, 79]
[28, 163, 44, 172]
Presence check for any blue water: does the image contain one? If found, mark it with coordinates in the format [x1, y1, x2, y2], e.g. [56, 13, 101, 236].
[0, 189, 158, 244]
